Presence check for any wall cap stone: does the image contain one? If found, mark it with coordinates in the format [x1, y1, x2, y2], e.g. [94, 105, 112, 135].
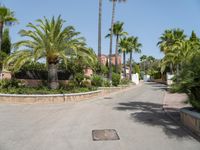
[0, 90, 102, 97]
[180, 107, 200, 120]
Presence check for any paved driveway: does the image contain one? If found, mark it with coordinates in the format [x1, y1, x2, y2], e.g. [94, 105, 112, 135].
[0, 83, 199, 150]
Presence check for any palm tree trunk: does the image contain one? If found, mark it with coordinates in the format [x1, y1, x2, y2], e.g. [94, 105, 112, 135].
[0, 21, 3, 52]
[129, 51, 133, 80]
[176, 64, 179, 75]
[115, 35, 119, 73]
[98, 0, 102, 64]
[0, 21, 3, 72]
[48, 63, 59, 89]
[109, 1, 116, 81]
[176, 63, 180, 83]
[170, 63, 173, 74]
[123, 51, 126, 78]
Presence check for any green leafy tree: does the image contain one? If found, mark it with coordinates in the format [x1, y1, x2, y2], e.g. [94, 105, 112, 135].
[172, 52, 200, 111]
[189, 31, 200, 53]
[4, 16, 95, 89]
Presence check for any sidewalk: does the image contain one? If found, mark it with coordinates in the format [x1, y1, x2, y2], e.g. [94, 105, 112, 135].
[162, 91, 200, 141]
[163, 91, 190, 121]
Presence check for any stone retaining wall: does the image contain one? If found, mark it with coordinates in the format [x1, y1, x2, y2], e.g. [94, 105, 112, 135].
[180, 108, 200, 136]
[0, 85, 132, 104]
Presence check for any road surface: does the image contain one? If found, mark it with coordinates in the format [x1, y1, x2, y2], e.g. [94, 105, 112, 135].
[0, 82, 199, 150]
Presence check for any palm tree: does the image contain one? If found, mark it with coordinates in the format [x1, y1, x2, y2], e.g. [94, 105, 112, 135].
[127, 36, 142, 80]
[98, 0, 102, 63]
[106, 21, 128, 73]
[4, 16, 95, 89]
[108, 0, 127, 80]
[157, 29, 186, 74]
[119, 37, 129, 78]
[0, 5, 17, 52]
[157, 29, 174, 54]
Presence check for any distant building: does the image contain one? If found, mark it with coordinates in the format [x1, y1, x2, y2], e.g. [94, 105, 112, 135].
[121, 66, 130, 78]
[99, 54, 121, 66]
[0, 71, 12, 80]
[99, 54, 108, 65]
[84, 68, 93, 77]
[109, 54, 122, 66]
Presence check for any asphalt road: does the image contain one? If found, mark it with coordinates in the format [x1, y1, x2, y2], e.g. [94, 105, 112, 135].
[0, 83, 199, 150]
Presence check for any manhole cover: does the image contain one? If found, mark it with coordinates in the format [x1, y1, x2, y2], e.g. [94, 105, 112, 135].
[92, 129, 120, 141]
[104, 97, 112, 99]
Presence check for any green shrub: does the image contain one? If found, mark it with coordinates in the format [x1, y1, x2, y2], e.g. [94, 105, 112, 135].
[0, 86, 96, 94]
[0, 79, 24, 88]
[81, 79, 92, 88]
[112, 73, 120, 86]
[101, 65, 109, 76]
[74, 73, 84, 85]
[91, 75, 103, 87]
[121, 78, 130, 85]
[171, 53, 200, 111]
[67, 80, 77, 89]
[133, 64, 140, 74]
[103, 79, 111, 87]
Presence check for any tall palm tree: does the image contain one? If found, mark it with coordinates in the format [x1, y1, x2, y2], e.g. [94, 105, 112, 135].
[0, 5, 17, 52]
[106, 21, 128, 73]
[98, 0, 102, 63]
[157, 29, 174, 54]
[157, 29, 186, 74]
[119, 37, 129, 78]
[108, 0, 127, 80]
[127, 36, 142, 80]
[4, 16, 95, 89]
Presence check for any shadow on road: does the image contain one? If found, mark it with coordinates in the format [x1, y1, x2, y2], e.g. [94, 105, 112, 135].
[145, 82, 168, 91]
[114, 101, 192, 139]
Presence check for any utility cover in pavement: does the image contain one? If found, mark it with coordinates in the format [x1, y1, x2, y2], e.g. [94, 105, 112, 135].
[92, 129, 120, 141]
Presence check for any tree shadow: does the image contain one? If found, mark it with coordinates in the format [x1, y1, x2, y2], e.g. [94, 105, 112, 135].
[145, 82, 168, 91]
[114, 101, 198, 139]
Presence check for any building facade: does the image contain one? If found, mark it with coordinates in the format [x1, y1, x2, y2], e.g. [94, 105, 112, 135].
[99, 54, 121, 66]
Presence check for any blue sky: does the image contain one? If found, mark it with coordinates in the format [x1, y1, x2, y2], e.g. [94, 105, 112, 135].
[1, 0, 200, 62]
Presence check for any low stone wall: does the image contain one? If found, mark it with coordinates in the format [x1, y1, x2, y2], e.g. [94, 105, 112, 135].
[180, 108, 200, 136]
[0, 90, 102, 104]
[0, 85, 133, 104]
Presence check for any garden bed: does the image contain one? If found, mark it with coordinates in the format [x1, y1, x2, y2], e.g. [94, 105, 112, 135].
[0, 90, 102, 104]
